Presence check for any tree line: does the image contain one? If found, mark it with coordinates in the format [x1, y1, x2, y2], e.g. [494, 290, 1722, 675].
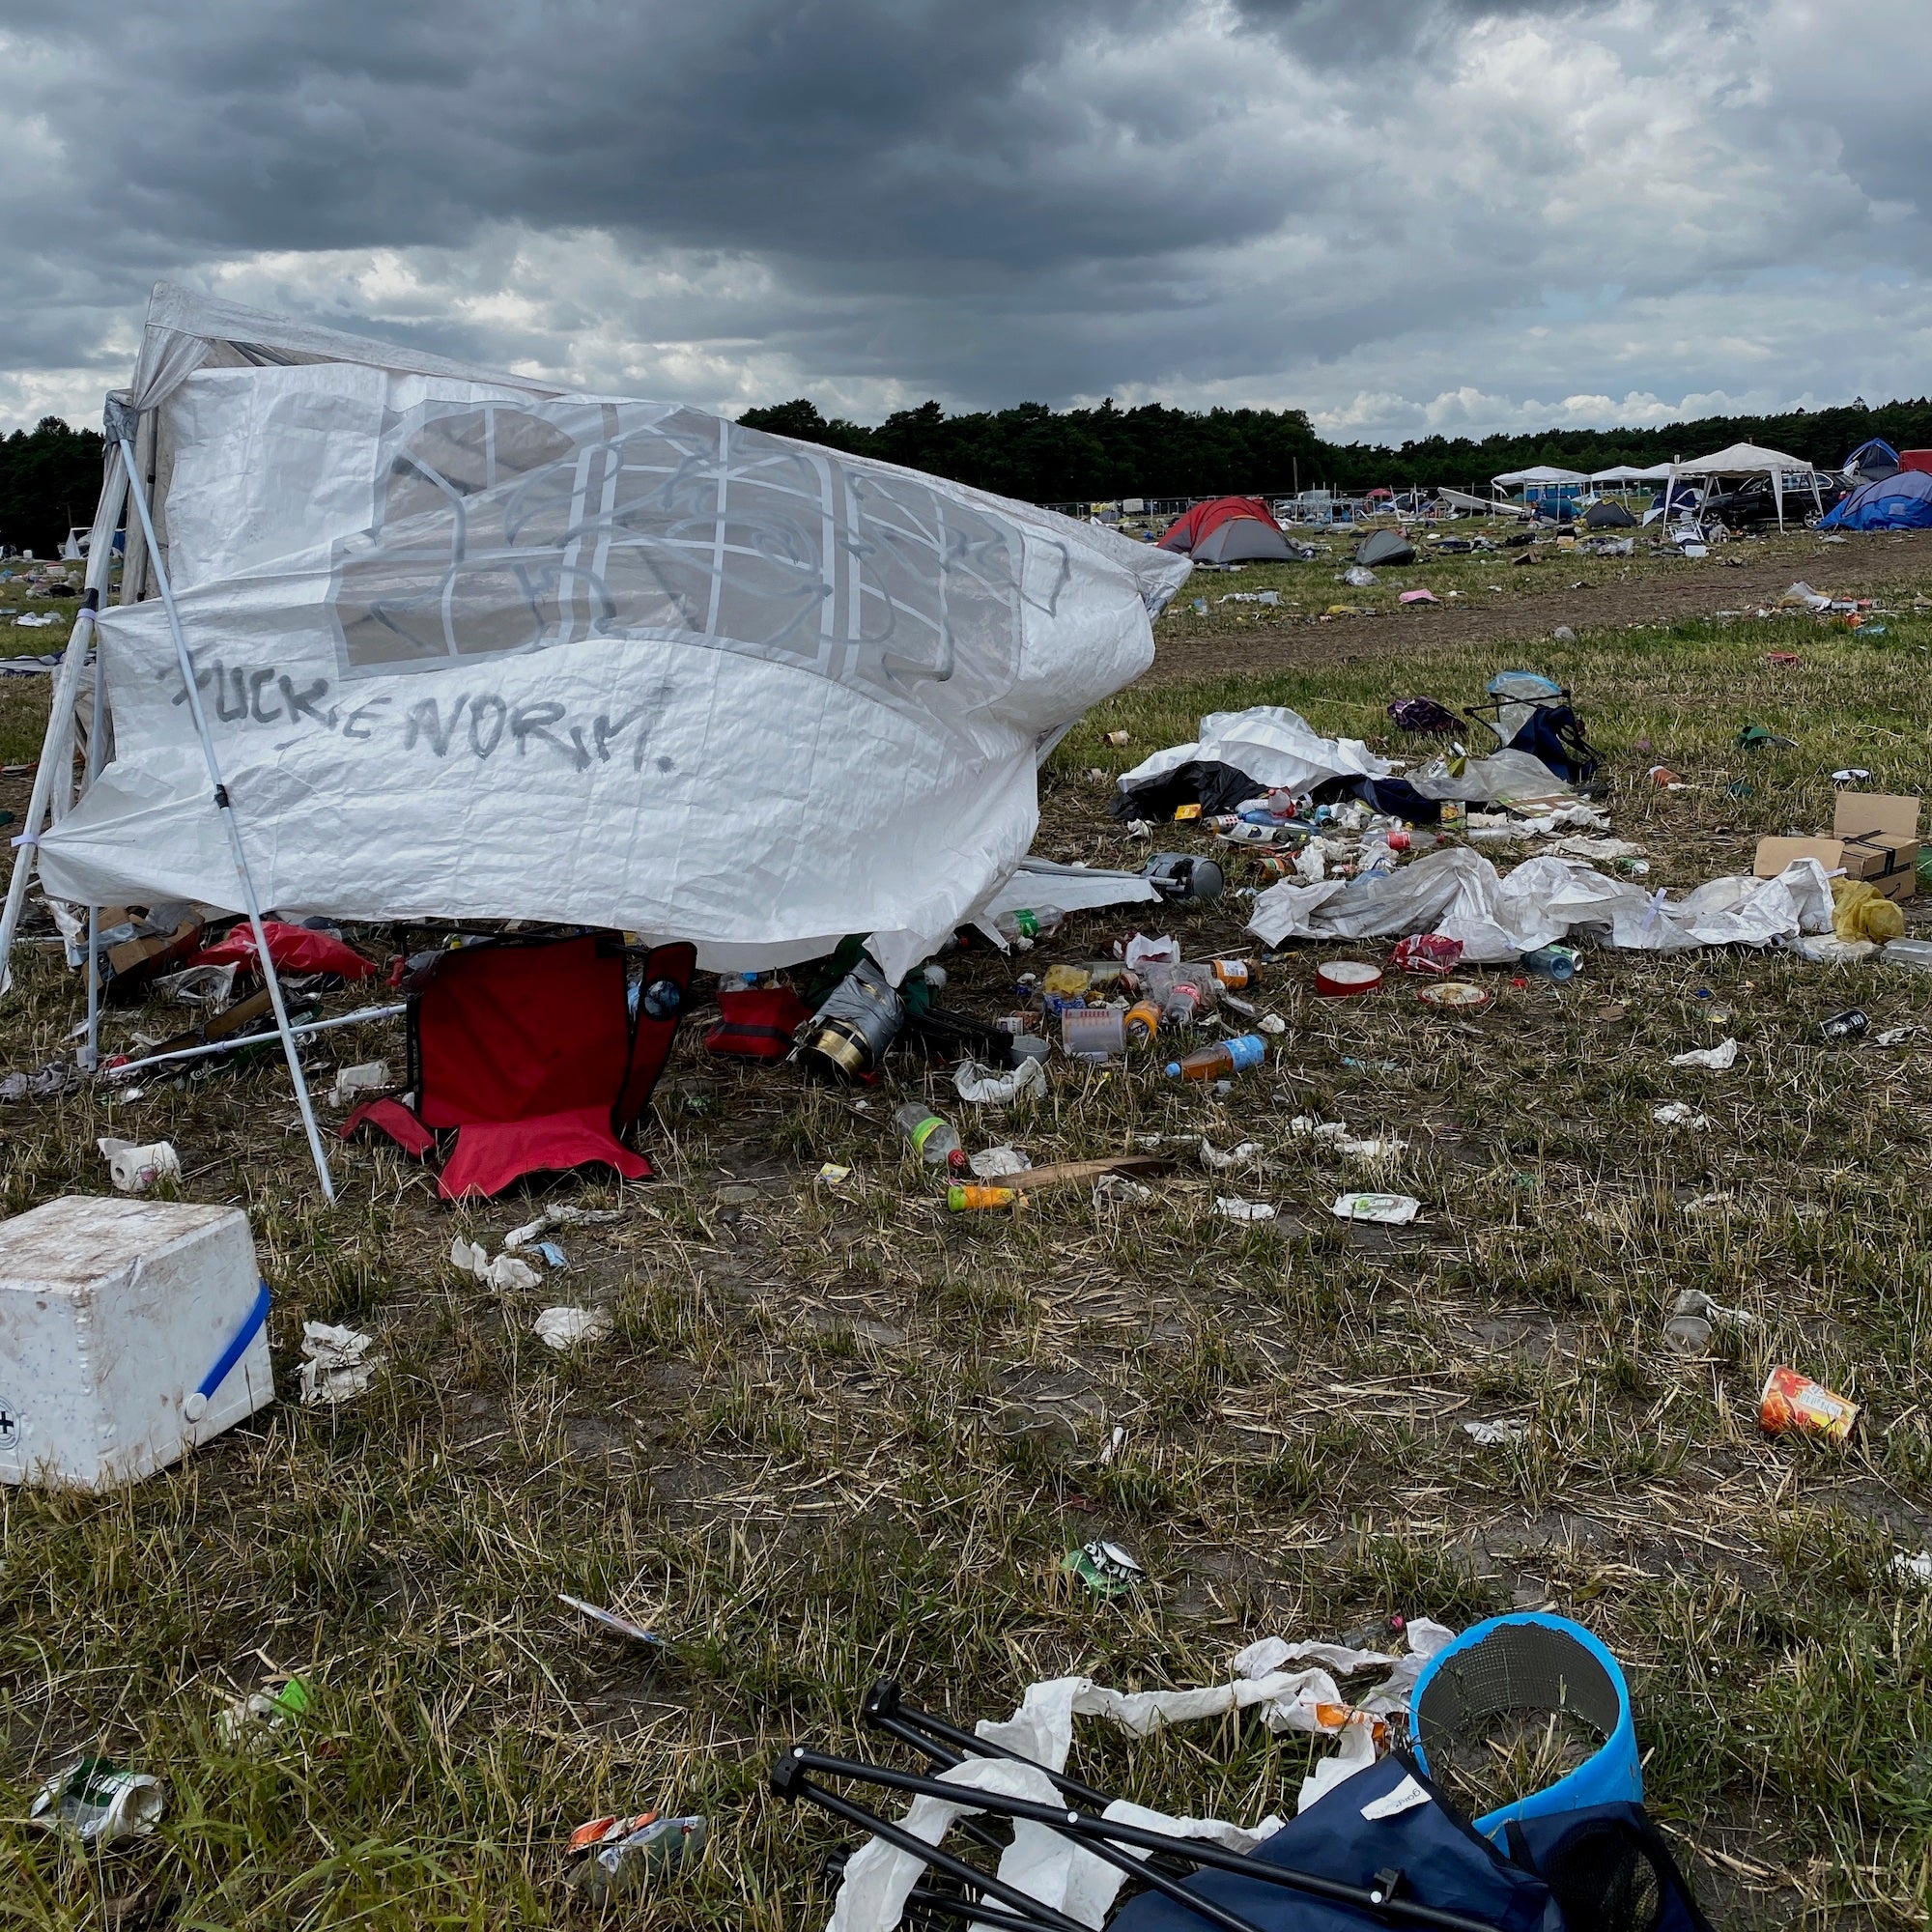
[0, 417, 104, 556]
[8, 391, 1929, 555]
[741, 395, 1932, 504]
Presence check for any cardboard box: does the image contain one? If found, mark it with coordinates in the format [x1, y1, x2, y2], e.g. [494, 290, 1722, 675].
[1754, 793, 1920, 902]
[1834, 792, 1919, 900]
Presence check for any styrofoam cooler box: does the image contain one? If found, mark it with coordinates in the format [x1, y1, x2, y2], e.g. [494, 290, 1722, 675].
[0, 1195, 274, 1490]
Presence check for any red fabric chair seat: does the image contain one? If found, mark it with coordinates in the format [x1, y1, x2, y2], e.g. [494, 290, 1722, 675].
[341, 934, 694, 1200]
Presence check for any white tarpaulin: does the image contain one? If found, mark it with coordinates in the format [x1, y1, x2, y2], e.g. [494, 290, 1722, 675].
[1117, 706, 1389, 798]
[1246, 846, 1834, 961]
[33, 288, 1188, 983]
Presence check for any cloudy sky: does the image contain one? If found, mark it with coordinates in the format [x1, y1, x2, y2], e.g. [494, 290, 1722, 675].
[1, 0, 1925, 443]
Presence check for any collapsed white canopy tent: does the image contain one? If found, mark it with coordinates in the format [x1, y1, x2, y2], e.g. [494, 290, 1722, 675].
[1, 283, 1189, 1194]
[1662, 441, 1822, 529]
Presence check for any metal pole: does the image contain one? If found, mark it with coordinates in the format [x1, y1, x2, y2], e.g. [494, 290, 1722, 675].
[116, 430, 338, 1203]
[0, 449, 127, 995]
[81, 596, 107, 1070]
[101, 1003, 406, 1079]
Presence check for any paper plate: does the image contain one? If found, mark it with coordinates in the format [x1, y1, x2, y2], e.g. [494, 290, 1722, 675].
[1416, 980, 1492, 1009]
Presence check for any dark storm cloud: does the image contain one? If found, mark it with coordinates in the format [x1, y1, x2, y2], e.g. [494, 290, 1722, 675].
[0, 1, 1922, 437]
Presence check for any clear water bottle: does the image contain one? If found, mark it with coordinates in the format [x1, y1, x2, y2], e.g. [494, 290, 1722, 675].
[895, 1103, 964, 1170]
[993, 908, 1065, 950]
[1520, 944, 1581, 981]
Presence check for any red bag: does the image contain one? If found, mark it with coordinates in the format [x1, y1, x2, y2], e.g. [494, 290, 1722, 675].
[191, 920, 377, 980]
[705, 985, 810, 1060]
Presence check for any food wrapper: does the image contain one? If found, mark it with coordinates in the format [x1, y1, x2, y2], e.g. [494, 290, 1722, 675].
[1759, 1365, 1859, 1442]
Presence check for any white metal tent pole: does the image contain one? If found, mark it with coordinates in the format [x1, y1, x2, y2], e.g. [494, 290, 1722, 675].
[0, 447, 128, 996]
[115, 427, 337, 1204]
[81, 617, 108, 1070]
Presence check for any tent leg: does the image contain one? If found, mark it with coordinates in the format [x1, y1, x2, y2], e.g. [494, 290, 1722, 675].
[0, 447, 129, 997]
[116, 432, 338, 1205]
[80, 626, 108, 1070]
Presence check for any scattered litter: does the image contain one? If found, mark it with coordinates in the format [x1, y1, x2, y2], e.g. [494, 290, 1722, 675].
[969, 1146, 1032, 1179]
[501, 1204, 623, 1251]
[1315, 959, 1382, 998]
[815, 1163, 851, 1183]
[1820, 1008, 1870, 1042]
[1093, 1174, 1154, 1207]
[559, 1593, 668, 1649]
[1670, 1038, 1738, 1070]
[1891, 1551, 1932, 1586]
[1652, 1102, 1709, 1127]
[298, 1321, 384, 1406]
[28, 1759, 164, 1846]
[1331, 1192, 1421, 1226]
[1213, 1196, 1276, 1223]
[1399, 588, 1438, 605]
[533, 1306, 614, 1350]
[1, 1062, 81, 1101]
[1063, 1538, 1145, 1597]
[217, 1677, 311, 1748]
[953, 1057, 1047, 1105]
[1166, 1034, 1266, 1081]
[327, 1060, 389, 1108]
[1257, 1011, 1287, 1035]
[1415, 980, 1491, 1009]
[1759, 1365, 1859, 1442]
[450, 1236, 543, 1293]
[1098, 1424, 1127, 1465]
[97, 1136, 180, 1193]
[569, 1812, 708, 1895]
[1198, 1139, 1261, 1170]
[1390, 933, 1463, 976]
[1462, 1420, 1527, 1446]
[155, 961, 238, 1006]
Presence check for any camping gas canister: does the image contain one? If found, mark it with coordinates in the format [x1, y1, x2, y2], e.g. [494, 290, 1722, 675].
[793, 956, 904, 1081]
[1142, 853, 1225, 902]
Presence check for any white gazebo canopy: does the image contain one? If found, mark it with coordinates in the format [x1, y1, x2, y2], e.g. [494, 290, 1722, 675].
[1589, 463, 1675, 484]
[1662, 442, 1821, 528]
[1492, 465, 1590, 487]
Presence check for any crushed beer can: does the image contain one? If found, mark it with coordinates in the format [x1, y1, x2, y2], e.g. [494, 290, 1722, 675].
[568, 1810, 707, 1895]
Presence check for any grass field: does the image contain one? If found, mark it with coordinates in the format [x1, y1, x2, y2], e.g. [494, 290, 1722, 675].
[3, 537, 1932, 1929]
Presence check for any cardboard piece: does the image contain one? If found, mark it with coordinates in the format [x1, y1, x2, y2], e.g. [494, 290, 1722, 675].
[1834, 792, 1919, 900]
[1754, 794, 1920, 903]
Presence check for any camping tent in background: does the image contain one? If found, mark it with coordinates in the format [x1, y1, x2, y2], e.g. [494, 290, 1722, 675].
[1354, 528, 1416, 566]
[1158, 496, 1294, 561]
[1844, 439, 1901, 483]
[0, 282, 1191, 1196]
[1818, 467, 1932, 531]
[1663, 441, 1821, 528]
[1581, 501, 1636, 529]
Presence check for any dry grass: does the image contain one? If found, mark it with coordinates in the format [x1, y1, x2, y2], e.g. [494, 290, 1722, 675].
[3, 543, 1932, 1928]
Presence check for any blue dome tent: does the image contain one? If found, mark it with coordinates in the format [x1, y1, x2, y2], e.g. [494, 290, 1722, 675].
[1820, 467, 1932, 531]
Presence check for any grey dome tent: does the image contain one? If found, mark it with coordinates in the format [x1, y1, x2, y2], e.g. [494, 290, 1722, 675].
[1581, 500, 1635, 529]
[1192, 517, 1296, 563]
[1353, 528, 1416, 567]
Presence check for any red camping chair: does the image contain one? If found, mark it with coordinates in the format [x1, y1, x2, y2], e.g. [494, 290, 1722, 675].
[343, 934, 695, 1201]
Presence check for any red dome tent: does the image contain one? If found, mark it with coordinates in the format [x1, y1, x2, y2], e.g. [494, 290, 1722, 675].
[1158, 495, 1295, 562]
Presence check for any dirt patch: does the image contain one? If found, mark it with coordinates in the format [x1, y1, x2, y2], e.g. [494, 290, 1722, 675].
[1139, 527, 1932, 684]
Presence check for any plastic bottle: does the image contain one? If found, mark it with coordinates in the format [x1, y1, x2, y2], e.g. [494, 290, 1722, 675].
[1160, 977, 1207, 1026]
[1206, 959, 1252, 990]
[895, 1104, 964, 1170]
[1123, 999, 1162, 1045]
[994, 908, 1065, 949]
[1885, 939, 1932, 974]
[1164, 1034, 1266, 1080]
[1520, 944, 1581, 981]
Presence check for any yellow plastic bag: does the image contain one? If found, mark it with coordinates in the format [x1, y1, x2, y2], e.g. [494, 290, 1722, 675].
[1832, 876, 1906, 944]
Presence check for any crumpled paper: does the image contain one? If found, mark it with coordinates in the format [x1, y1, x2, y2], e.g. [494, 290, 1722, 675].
[533, 1305, 614, 1350]
[954, 1057, 1048, 1106]
[1670, 1037, 1738, 1070]
[450, 1236, 542, 1292]
[1248, 847, 1833, 964]
[298, 1322, 383, 1406]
